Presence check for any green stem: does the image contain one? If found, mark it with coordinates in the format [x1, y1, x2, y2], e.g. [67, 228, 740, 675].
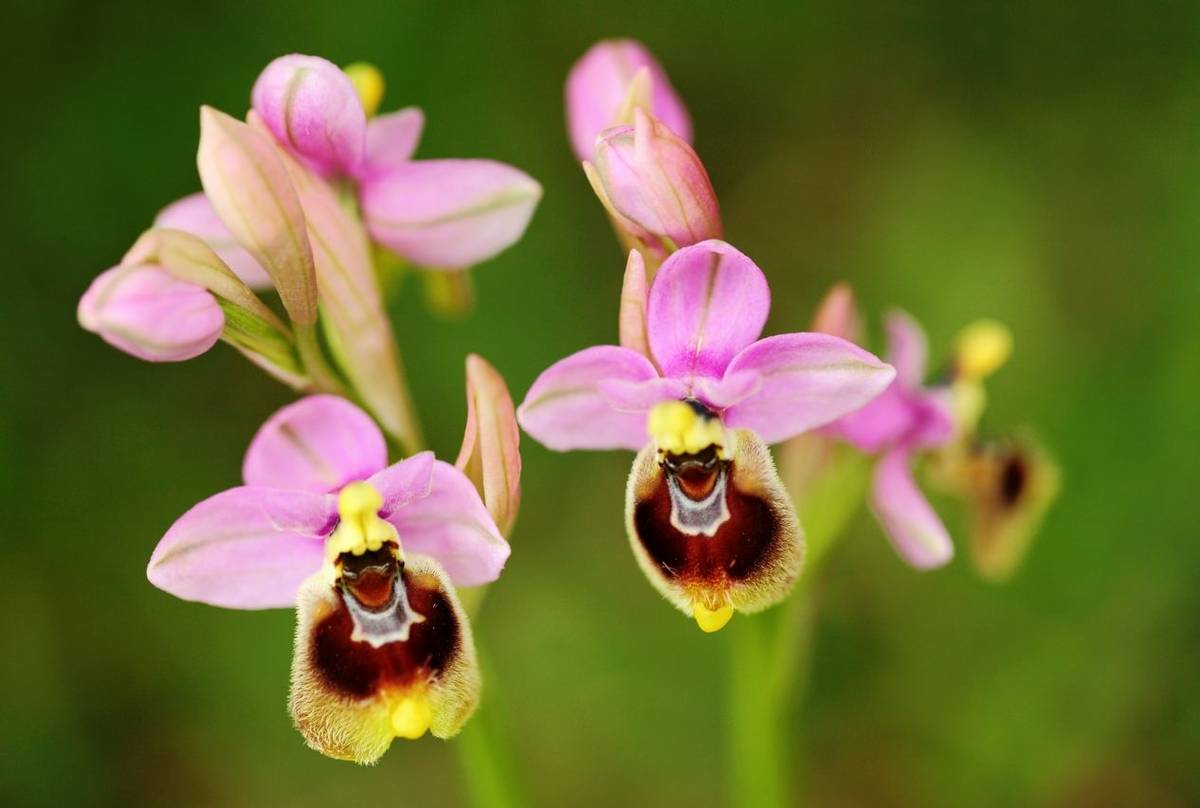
[457, 643, 526, 808]
[727, 583, 817, 808]
[294, 322, 345, 395]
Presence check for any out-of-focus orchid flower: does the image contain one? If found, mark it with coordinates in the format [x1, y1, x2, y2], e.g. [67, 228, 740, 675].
[248, 54, 542, 272]
[78, 262, 224, 362]
[147, 395, 509, 761]
[584, 109, 721, 261]
[456, 354, 522, 538]
[922, 320, 1058, 581]
[566, 38, 692, 162]
[154, 193, 272, 289]
[518, 240, 894, 632]
[827, 311, 958, 569]
[946, 435, 1060, 582]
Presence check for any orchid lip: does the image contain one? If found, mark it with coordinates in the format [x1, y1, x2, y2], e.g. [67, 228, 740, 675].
[663, 447, 731, 537]
[337, 545, 425, 648]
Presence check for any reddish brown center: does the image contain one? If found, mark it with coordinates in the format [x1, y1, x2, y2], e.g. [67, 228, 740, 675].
[310, 567, 460, 700]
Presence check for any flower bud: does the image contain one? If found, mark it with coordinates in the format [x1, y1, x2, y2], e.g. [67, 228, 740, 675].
[360, 159, 542, 269]
[197, 106, 319, 327]
[78, 263, 223, 362]
[566, 38, 692, 162]
[251, 54, 366, 176]
[811, 282, 862, 344]
[588, 109, 721, 256]
[456, 354, 522, 537]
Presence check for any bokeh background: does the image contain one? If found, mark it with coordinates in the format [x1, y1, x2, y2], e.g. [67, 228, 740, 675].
[3, 1, 1199, 805]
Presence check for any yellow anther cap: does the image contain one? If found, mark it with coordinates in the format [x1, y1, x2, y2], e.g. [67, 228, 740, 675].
[648, 401, 726, 456]
[693, 601, 734, 633]
[343, 62, 385, 118]
[955, 319, 1013, 381]
[326, 482, 398, 559]
[391, 695, 432, 740]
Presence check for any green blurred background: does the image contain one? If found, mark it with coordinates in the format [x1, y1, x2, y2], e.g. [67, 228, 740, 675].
[3, 1, 1199, 805]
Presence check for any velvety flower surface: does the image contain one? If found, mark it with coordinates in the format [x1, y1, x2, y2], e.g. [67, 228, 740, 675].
[518, 240, 894, 630]
[566, 38, 692, 162]
[828, 312, 958, 569]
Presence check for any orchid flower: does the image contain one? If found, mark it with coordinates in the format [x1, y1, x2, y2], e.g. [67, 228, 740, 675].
[250, 54, 542, 271]
[812, 287, 1053, 576]
[147, 395, 509, 763]
[927, 321, 1059, 581]
[566, 38, 693, 162]
[941, 434, 1060, 582]
[518, 241, 895, 632]
[824, 309, 960, 569]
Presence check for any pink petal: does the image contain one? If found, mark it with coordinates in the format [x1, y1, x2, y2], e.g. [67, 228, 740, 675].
[694, 370, 762, 410]
[387, 461, 510, 587]
[154, 193, 273, 289]
[367, 451, 436, 519]
[243, 395, 388, 493]
[565, 38, 692, 162]
[646, 240, 769, 380]
[885, 309, 928, 389]
[721, 333, 897, 444]
[827, 382, 915, 454]
[78, 263, 223, 362]
[361, 107, 425, 176]
[147, 486, 335, 609]
[870, 448, 953, 569]
[251, 54, 366, 176]
[360, 159, 542, 269]
[518, 345, 663, 452]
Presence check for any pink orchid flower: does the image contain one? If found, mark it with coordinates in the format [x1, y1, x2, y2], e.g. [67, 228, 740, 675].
[826, 311, 958, 569]
[250, 53, 542, 270]
[518, 240, 895, 631]
[566, 38, 693, 162]
[147, 395, 509, 762]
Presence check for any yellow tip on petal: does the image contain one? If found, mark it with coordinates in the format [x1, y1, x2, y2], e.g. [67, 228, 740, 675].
[648, 401, 727, 457]
[955, 319, 1013, 381]
[391, 696, 432, 740]
[343, 62, 385, 118]
[693, 602, 734, 633]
